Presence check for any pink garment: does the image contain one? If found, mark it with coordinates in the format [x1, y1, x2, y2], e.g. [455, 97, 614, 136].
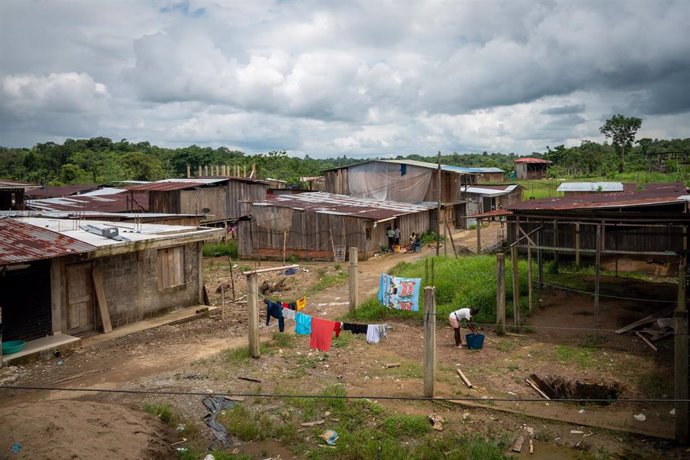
[310, 317, 337, 352]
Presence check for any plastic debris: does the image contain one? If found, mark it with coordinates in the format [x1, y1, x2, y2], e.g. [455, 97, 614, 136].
[634, 413, 646, 422]
[320, 430, 339, 445]
[10, 443, 22, 454]
[428, 413, 445, 431]
[578, 409, 585, 414]
[670, 408, 676, 415]
[284, 267, 298, 276]
[203, 454, 216, 460]
[202, 395, 237, 446]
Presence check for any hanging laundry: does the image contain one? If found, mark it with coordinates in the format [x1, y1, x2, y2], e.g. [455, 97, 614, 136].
[310, 317, 338, 352]
[378, 273, 421, 311]
[333, 321, 342, 338]
[282, 302, 289, 309]
[366, 324, 388, 344]
[288, 302, 297, 310]
[282, 307, 296, 321]
[264, 300, 285, 332]
[295, 312, 312, 335]
[296, 296, 307, 311]
[342, 323, 368, 335]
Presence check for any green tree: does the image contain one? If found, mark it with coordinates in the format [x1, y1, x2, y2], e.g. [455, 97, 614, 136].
[600, 114, 642, 173]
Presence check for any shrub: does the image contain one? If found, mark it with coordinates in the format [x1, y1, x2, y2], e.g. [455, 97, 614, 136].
[202, 240, 238, 258]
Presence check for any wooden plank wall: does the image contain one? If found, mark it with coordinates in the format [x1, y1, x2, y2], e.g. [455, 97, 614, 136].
[509, 218, 683, 254]
[324, 169, 349, 195]
[180, 188, 227, 221]
[149, 191, 180, 213]
[227, 181, 267, 219]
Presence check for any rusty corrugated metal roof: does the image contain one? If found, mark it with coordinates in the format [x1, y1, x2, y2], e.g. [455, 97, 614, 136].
[507, 182, 688, 211]
[514, 157, 551, 164]
[27, 191, 148, 213]
[0, 179, 40, 190]
[0, 218, 96, 265]
[253, 192, 434, 221]
[26, 184, 101, 198]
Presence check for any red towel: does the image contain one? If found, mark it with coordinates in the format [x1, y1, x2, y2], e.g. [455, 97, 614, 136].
[310, 317, 337, 352]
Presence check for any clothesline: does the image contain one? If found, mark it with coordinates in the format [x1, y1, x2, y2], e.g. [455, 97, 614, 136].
[263, 298, 389, 352]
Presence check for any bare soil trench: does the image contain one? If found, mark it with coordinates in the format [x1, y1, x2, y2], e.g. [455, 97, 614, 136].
[0, 226, 685, 459]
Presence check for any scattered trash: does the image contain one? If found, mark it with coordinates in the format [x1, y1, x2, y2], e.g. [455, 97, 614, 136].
[176, 448, 188, 453]
[203, 454, 216, 460]
[202, 395, 237, 446]
[56, 360, 64, 366]
[301, 419, 325, 427]
[237, 376, 262, 383]
[320, 430, 338, 445]
[10, 443, 22, 454]
[584, 432, 595, 438]
[324, 411, 331, 417]
[510, 434, 526, 453]
[462, 412, 470, 421]
[284, 267, 298, 275]
[634, 413, 646, 422]
[578, 409, 586, 414]
[176, 423, 186, 432]
[428, 413, 445, 431]
[529, 438, 534, 454]
[170, 439, 187, 447]
[570, 430, 584, 434]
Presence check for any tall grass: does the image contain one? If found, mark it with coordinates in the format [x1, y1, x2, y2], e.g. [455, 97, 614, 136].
[202, 240, 238, 258]
[347, 255, 531, 325]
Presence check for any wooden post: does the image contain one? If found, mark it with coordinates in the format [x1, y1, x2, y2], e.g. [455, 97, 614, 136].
[204, 165, 209, 176]
[329, 227, 336, 263]
[476, 217, 481, 254]
[445, 217, 458, 257]
[496, 253, 506, 335]
[527, 239, 533, 312]
[594, 223, 602, 328]
[511, 245, 520, 326]
[425, 258, 429, 282]
[423, 286, 436, 398]
[575, 222, 580, 267]
[247, 273, 260, 358]
[431, 257, 435, 287]
[243, 164, 247, 177]
[443, 215, 448, 256]
[228, 257, 236, 301]
[92, 266, 112, 333]
[537, 226, 544, 288]
[349, 247, 359, 314]
[221, 285, 226, 321]
[197, 165, 202, 177]
[436, 151, 441, 256]
[553, 219, 559, 273]
[282, 230, 287, 265]
[186, 164, 191, 178]
[675, 231, 688, 443]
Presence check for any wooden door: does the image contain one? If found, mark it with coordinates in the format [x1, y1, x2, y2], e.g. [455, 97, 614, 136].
[66, 263, 95, 335]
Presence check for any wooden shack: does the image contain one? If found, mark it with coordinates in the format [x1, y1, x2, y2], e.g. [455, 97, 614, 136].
[238, 192, 435, 260]
[127, 178, 268, 225]
[514, 158, 551, 180]
[0, 179, 38, 210]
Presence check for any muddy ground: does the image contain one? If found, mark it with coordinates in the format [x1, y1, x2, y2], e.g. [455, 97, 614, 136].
[0, 224, 686, 459]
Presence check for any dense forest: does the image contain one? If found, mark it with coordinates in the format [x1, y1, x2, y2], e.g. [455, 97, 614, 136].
[0, 135, 688, 187]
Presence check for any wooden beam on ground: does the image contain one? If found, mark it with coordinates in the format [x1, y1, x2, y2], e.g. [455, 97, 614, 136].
[511, 435, 526, 453]
[636, 331, 658, 352]
[91, 266, 112, 333]
[456, 368, 473, 388]
[525, 377, 551, 400]
[243, 264, 298, 275]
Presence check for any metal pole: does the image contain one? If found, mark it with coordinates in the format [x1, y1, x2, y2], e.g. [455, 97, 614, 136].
[423, 286, 436, 398]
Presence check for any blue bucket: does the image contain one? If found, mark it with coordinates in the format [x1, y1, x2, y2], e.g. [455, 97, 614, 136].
[465, 334, 485, 350]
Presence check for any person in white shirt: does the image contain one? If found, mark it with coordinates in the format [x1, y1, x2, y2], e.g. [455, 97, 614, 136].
[448, 307, 479, 348]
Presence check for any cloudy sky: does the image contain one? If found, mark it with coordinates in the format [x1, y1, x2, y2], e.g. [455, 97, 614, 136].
[1, 0, 689, 157]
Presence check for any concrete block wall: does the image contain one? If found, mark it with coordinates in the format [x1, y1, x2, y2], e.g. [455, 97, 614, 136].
[94, 244, 201, 328]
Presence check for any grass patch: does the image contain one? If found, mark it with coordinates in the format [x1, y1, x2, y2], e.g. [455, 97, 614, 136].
[383, 414, 431, 437]
[219, 405, 260, 441]
[143, 403, 177, 425]
[310, 269, 348, 293]
[637, 370, 672, 399]
[554, 344, 596, 368]
[203, 240, 238, 258]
